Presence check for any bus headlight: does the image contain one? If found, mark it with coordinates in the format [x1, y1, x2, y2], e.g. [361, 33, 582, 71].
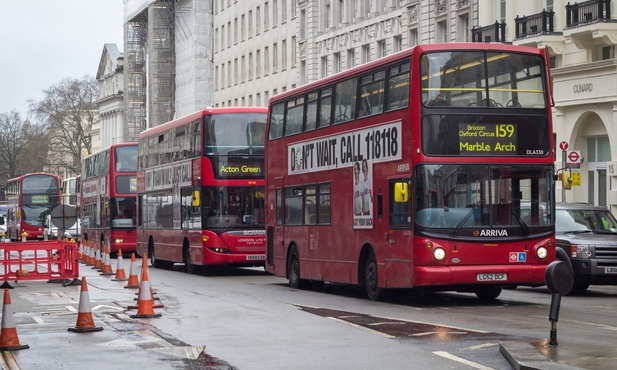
[433, 247, 446, 261]
[536, 246, 548, 259]
[115, 238, 124, 244]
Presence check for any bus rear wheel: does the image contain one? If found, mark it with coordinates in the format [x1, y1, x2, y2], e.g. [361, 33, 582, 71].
[363, 251, 382, 301]
[150, 244, 173, 270]
[287, 245, 303, 289]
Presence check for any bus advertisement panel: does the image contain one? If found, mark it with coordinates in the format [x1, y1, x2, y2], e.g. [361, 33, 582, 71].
[81, 143, 137, 254]
[265, 43, 556, 301]
[6, 173, 61, 241]
[136, 107, 268, 273]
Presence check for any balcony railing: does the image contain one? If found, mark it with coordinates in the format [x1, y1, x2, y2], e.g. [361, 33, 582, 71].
[472, 21, 507, 43]
[565, 0, 612, 28]
[515, 10, 556, 39]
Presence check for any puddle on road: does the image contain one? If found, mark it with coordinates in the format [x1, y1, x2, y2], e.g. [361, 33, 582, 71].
[295, 305, 510, 342]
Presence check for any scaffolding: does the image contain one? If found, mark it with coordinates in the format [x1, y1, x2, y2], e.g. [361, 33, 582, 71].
[124, 0, 175, 139]
[125, 11, 147, 141]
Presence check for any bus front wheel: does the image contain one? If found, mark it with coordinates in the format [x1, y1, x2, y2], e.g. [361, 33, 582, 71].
[287, 245, 303, 289]
[363, 251, 382, 301]
[475, 286, 502, 301]
[184, 246, 198, 274]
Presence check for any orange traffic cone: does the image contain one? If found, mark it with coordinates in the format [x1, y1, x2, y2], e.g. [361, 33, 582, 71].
[68, 277, 104, 332]
[0, 288, 29, 350]
[112, 248, 128, 281]
[100, 247, 114, 276]
[93, 245, 103, 270]
[124, 253, 140, 289]
[129, 268, 161, 318]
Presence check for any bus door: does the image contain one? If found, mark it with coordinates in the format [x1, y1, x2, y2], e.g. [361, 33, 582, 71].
[267, 177, 284, 272]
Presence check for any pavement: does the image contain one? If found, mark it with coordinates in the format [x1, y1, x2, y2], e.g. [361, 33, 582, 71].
[0, 256, 614, 369]
[499, 339, 617, 370]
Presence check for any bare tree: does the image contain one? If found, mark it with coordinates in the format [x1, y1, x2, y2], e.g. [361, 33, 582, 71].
[30, 75, 98, 175]
[0, 110, 49, 183]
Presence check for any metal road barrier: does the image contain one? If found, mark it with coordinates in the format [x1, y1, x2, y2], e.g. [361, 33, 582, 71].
[0, 240, 80, 286]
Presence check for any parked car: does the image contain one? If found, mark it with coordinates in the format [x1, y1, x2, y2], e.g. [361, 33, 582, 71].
[0, 203, 6, 237]
[555, 203, 617, 292]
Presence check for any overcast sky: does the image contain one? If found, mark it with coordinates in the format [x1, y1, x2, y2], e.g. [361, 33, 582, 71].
[0, 1, 124, 121]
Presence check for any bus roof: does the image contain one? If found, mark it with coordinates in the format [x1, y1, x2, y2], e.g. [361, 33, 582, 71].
[268, 42, 546, 104]
[83, 142, 138, 160]
[7, 172, 59, 183]
[139, 106, 268, 139]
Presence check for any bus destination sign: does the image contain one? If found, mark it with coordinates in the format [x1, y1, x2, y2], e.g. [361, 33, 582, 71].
[458, 122, 518, 155]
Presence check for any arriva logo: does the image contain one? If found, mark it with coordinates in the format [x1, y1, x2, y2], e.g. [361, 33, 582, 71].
[474, 229, 509, 237]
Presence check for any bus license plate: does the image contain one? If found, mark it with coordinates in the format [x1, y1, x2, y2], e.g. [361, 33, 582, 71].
[246, 255, 266, 261]
[476, 273, 507, 282]
[605, 267, 617, 274]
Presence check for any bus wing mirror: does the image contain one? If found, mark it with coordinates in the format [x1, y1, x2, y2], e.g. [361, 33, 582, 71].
[192, 190, 201, 206]
[394, 182, 409, 203]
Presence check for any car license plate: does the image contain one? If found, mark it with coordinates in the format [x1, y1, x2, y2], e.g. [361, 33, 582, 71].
[246, 255, 266, 261]
[476, 273, 507, 281]
[605, 267, 617, 274]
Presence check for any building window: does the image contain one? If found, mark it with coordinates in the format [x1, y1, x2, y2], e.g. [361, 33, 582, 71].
[249, 52, 253, 80]
[241, 14, 245, 41]
[321, 56, 328, 78]
[437, 20, 447, 43]
[264, 2, 269, 30]
[333, 52, 341, 73]
[457, 14, 469, 42]
[273, 0, 278, 26]
[273, 43, 278, 73]
[234, 18, 238, 44]
[282, 39, 287, 70]
[265, 46, 270, 75]
[594, 45, 615, 61]
[393, 35, 402, 52]
[249, 10, 253, 38]
[256, 49, 261, 78]
[363, 44, 370, 63]
[347, 48, 355, 68]
[409, 28, 418, 47]
[256, 6, 261, 34]
[378, 39, 386, 58]
[291, 36, 297, 67]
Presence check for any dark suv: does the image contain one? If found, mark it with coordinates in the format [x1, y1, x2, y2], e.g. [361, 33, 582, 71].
[555, 203, 617, 292]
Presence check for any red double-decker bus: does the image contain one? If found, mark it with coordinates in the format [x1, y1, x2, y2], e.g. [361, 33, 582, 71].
[81, 143, 138, 254]
[136, 107, 268, 273]
[265, 43, 557, 301]
[6, 172, 61, 241]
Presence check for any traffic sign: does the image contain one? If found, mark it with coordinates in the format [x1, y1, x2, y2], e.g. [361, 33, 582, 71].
[566, 150, 583, 165]
[50, 205, 77, 230]
[559, 141, 569, 151]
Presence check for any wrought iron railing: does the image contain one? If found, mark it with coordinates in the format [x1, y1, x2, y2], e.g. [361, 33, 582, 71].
[471, 21, 507, 43]
[565, 0, 612, 28]
[515, 10, 555, 38]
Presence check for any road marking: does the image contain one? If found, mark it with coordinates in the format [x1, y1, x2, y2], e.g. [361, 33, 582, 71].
[463, 343, 499, 351]
[433, 351, 495, 370]
[327, 316, 396, 339]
